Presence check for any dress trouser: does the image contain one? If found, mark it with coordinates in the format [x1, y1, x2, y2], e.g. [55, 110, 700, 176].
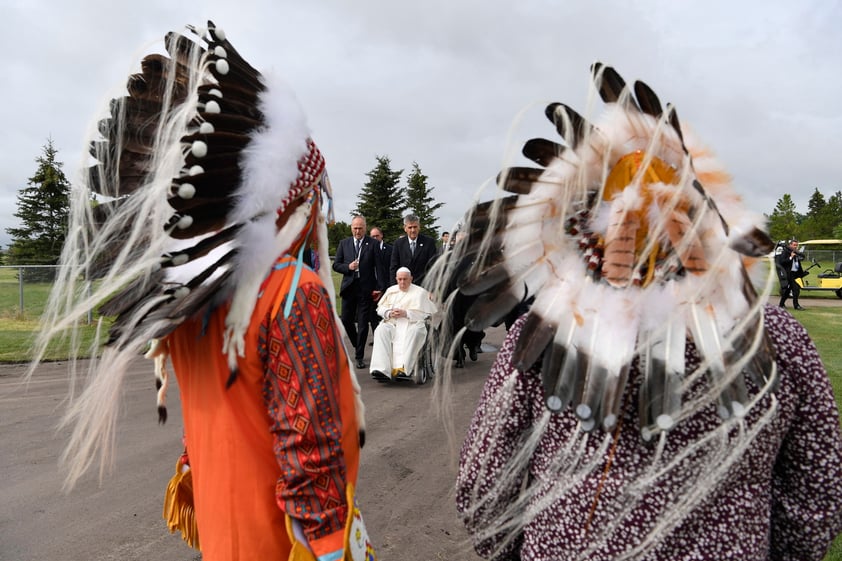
[779, 271, 801, 307]
[341, 280, 372, 361]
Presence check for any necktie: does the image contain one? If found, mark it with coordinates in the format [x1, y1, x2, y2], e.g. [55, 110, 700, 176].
[410, 240, 416, 255]
[354, 239, 361, 277]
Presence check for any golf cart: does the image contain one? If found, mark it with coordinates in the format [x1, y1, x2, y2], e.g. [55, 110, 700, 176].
[788, 239, 842, 299]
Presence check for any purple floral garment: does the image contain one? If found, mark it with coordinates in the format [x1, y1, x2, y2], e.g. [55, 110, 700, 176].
[457, 305, 842, 561]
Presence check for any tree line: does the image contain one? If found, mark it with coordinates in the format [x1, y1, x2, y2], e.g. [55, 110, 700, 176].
[4, 140, 840, 268]
[766, 190, 842, 243]
[326, 155, 443, 254]
[2, 143, 445, 266]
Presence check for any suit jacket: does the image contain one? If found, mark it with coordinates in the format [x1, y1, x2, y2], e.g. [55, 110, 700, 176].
[376, 241, 393, 289]
[775, 249, 805, 287]
[389, 233, 437, 286]
[333, 235, 383, 297]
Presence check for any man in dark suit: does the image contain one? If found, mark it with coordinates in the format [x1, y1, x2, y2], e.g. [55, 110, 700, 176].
[333, 215, 384, 368]
[369, 227, 392, 334]
[776, 238, 806, 310]
[389, 214, 437, 287]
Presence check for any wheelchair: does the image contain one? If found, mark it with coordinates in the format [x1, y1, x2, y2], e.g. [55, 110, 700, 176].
[370, 317, 435, 385]
[414, 328, 436, 385]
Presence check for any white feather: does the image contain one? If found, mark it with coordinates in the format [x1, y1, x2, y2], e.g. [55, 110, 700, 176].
[223, 200, 312, 371]
[230, 71, 311, 224]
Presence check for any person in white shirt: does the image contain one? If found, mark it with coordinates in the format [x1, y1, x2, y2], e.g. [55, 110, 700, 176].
[370, 267, 437, 381]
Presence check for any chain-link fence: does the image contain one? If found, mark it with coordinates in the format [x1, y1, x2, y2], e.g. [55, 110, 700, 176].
[801, 249, 842, 273]
[0, 265, 61, 320]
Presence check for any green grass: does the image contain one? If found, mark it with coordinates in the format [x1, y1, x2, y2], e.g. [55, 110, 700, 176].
[795, 305, 842, 561]
[0, 267, 344, 362]
[830, 536, 842, 561]
[798, 309, 842, 396]
[0, 266, 53, 320]
[0, 267, 104, 361]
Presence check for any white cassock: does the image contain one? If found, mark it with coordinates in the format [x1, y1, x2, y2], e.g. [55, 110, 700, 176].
[370, 283, 438, 379]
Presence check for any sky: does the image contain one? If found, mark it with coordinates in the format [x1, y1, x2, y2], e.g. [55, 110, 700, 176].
[2, 0, 841, 249]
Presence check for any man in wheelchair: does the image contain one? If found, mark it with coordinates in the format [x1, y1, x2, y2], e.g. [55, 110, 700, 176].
[370, 267, 437, 382]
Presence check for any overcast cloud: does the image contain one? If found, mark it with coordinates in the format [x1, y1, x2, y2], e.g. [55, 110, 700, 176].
[2, 0, 840, 248]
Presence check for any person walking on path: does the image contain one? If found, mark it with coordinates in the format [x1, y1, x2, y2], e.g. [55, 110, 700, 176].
[777, 239, 807, 310]
[389, 214, 437, 287]
[27, 21, 375, 561]
[368, 226, 392, 335]
[334, 215, 384, 368]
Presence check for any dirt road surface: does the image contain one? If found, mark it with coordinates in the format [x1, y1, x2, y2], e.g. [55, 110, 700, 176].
[4, 297, 839, 561]
[0, 327, 507, 561]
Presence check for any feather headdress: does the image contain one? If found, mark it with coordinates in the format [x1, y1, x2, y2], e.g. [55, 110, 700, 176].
[427, 63, 781, 559]
[432, 62, 776, 437]
[28, 21, 363, 486]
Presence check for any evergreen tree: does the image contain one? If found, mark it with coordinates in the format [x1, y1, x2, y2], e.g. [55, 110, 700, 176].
[6, 139, 70, 277]
[766, 193, 800, 242]
[800, 188, 827, 240]
[327, 220, 351, 255]
[405, 162, 444, 239]
[354, 156, 406, 241]
[823, 191, 842, 239]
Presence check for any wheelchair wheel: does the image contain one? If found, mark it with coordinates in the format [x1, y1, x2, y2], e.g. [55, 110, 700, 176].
[415, 340, 434, 385]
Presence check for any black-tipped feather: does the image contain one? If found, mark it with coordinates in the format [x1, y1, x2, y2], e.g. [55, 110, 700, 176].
[464, 290, 523, 331]
[457, 261, 511, 297]
[165, 204, 230, 239]
[90, 21, 271, 353]
[522, 138, 568, 167]
[194, 111, 263, 134]
[148, 269, 234, 338]
[666, 104, 685, 145]
[600, 366, 630, 430]
[731, 227, 774, 257]
[545, 103, 590, 149]
[592, 63, 637, 110]
[512, 311, 556, 371]
[497, 167, 547, 195]
[99, 272, 165, 317]
[434, 63, 776, 441]
[633, 80, 663, 118]
[159, 225, 242, 267]
[541, 343, 569, 410]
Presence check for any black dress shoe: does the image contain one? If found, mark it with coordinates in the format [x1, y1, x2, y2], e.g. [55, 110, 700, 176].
[371, 370, 389, 382]
[455, 359, 464, 369]
[468, 346, 478, 361]
[794, 305, 805, 310]
[356, 359, 366, 369]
